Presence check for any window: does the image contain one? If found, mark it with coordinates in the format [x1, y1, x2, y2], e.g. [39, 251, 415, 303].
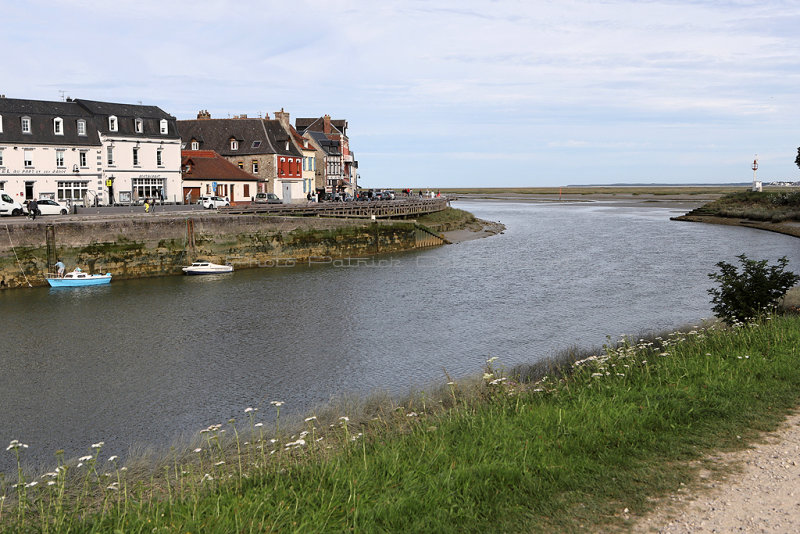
[230, 139, 238, 150]
[107, 146, 114, 165]
[79, 151, 87, 167]
[133, 147, 139, 166]
[21, 116, 31, 134]
[243, 184, 250, 197]
[108, 116, 117, 131]
[0, 149, 3, 166]
[191, 141, 199, 150]
[252, 160, 258, 173]
[251, 140, 261, 148]
[0, 114, 3, 133]
[237, 161, 243, 169]
[157, 149, 163, 166]
[24, 149, 33, 167]
[135, 118, 143, 133]
[54, 117, 63, 135]
[133, 177, 164, 200]
[77, 119, 86, 136]
[56, 149, 65, 167]
[57, 181, 88, 201]
[160, 119, 168, 134]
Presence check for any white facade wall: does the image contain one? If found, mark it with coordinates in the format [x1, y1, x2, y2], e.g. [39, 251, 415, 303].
[100, 135, 182, 204]
[0, 143, 101, 206]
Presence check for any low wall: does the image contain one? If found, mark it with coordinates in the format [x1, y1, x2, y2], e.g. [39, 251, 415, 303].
[0, 215, 431, 289]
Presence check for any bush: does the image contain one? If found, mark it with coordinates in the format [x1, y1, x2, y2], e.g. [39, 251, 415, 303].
[708, 254, 800, 324]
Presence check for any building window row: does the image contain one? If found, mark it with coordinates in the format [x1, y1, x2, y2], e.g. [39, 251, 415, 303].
[58, 181, 89, 201]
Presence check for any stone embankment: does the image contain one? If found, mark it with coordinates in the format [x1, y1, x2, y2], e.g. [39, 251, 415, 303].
[0, 213, 455, 289]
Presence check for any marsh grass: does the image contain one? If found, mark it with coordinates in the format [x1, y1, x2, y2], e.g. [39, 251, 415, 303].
[3, 315, 800, 532]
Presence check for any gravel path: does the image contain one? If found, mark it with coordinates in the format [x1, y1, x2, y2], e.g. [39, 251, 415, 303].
[632, 412, 800, 533]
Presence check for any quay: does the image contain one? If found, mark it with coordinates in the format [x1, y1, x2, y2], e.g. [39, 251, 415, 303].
[0, 198, 455, 289]
[220, 197, 450, 218]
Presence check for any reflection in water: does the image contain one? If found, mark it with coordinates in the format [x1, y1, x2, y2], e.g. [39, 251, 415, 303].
[1, 200, 799, 470]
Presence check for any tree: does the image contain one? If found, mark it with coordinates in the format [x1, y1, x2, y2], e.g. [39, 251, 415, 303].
[708, 254, 800, 325]
[796, 147, 800, 170]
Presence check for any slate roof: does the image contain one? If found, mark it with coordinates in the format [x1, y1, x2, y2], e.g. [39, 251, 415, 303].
[295, 117, 347, 136]
[177, 118, 300, 157]
[75, 99, 179, 139]
[0, 97, 101, 146]
[263, 120, 301, 157]
[181, 150, 258, 181]
[306, 130, 341, 156]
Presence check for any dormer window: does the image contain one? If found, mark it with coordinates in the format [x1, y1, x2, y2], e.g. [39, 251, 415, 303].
[54, 117, 64, 135]
[77, 119, 86, 136]
[230, 139, 238, 150]
[0, 114, 3, 133]
[21, 116, 31, 134]
[135, 118, 143, 133]
[160, 119, 168, 134]
[109, 116, 118, 132]
[191, 140, 199, 150]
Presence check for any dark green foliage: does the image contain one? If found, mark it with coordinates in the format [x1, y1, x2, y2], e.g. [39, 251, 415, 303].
[795, 146, 800, 170]
[708, 254, 800, 324]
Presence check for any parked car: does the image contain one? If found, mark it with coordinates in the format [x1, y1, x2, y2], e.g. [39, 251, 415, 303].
[198, 195, 230, 209]
[23, 199, 70, 215]
[0, 193, 25, 216]
[254, 192, 282, 204]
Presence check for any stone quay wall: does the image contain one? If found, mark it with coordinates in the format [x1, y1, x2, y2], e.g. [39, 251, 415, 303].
[0, 214, 428, 289]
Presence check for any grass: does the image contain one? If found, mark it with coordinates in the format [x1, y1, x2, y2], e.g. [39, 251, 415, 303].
[3, 314, 800, 532]
[685, 190, 800, 222]
[415, 207, 479, 232]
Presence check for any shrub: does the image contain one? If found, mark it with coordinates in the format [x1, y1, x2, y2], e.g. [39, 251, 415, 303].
[708, 254, 800, 324]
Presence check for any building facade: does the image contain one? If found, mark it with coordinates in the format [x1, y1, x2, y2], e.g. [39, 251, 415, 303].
[178, 111, 305, 203]
[295, 115, 358, 194]
[0, 96, 180, 207]
[181, 150, 258, 204]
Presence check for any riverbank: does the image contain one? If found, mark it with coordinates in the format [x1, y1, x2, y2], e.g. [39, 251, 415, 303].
[671, 190, 800, 240]
[0, 207, 491, 289]
[3, 314, 800, 532]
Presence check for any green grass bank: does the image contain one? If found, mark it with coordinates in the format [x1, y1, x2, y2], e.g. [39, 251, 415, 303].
[4, 314, 800, 532]
[674, 190, 800, 238]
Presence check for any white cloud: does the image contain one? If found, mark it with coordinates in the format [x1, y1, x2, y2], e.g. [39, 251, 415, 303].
[3, 0, 800, 185]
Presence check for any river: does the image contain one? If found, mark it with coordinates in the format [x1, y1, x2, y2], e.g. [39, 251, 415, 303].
[2, 199, 799, 472]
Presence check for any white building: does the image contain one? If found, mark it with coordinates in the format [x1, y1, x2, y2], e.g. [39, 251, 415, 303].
[0, 96, 180, 207]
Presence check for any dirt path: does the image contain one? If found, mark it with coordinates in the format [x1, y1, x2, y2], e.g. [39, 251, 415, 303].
[632, 412, 800, 533]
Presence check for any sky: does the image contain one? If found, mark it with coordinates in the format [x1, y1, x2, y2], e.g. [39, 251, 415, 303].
[3, 0, 800, 188]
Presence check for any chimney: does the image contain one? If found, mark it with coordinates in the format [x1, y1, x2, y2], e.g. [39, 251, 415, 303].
[323, 114, 331, 134]
[274, 108, 290, 128]
[197, 109, 211, 120]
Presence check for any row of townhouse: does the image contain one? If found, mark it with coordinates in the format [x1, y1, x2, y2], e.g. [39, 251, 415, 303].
[0, 96, 358, 207]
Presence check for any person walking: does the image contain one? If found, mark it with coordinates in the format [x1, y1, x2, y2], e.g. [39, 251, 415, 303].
[29, 199, 39, 220]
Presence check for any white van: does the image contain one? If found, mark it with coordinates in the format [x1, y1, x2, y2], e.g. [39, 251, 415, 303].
[0, 192, 24, 216]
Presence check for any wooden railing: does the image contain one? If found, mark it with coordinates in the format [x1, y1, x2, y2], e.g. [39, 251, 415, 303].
[219, 198, 450, 219]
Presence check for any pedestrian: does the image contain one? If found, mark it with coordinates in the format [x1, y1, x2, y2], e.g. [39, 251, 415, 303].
[144, 198, 150, 213]
[29, 199, 39, 220]
[54, 259, 65, 277]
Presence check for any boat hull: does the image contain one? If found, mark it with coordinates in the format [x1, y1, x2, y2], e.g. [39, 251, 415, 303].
[182, 262, 233, 275]
[47, 275, 112, 287]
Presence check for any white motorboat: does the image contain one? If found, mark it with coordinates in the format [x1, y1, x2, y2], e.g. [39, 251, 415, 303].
[182, 261, 234, 275]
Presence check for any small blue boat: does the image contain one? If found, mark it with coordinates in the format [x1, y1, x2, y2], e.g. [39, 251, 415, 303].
[47, 268, 112, 287]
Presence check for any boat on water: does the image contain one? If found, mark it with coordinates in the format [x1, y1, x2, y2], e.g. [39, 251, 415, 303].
[47, 268, 112, 287]
[182, 261, 234, 275]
